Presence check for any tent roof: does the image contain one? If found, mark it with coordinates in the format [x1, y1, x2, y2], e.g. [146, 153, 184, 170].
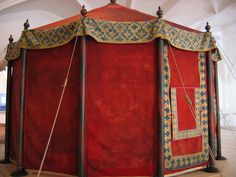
[37, 3, 201, 33]
[37, 3, 154, 30]
[3, 2, 222, 63]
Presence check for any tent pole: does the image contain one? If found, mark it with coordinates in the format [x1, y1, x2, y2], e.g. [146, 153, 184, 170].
[204, 22, 219, 173]
[11, 20, 30, 177]
[78, 35, 87, 177]
[214, 62, 226, 160]
[156, 37, 165, 177]
[155, 6, 165, 177]
[204, 49, 219, 173]
[0, 35, 14, 164]
[78, 7, 87, 177]
[11, 48, 28, 177]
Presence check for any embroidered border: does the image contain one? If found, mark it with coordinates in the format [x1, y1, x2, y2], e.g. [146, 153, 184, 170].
[5, 42, 21, 60]
[164, 48, 209, 170]
[18, 18, 217, 51]
[171, 87, 201, 140]
[5, 17, 221, 61]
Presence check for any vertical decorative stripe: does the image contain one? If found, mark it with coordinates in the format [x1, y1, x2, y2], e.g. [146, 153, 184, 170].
[164, 50, 209, 170]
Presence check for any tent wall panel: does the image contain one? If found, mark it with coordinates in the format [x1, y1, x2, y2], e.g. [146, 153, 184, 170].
[11, 39, 81, 175]
[86, 38, 157, 176]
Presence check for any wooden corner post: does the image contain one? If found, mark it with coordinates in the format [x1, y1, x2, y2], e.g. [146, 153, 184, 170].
[0, 35, 14, 164]
[78, 5, 87, 177]
[214, 62, 226, 160]
[11, 20, 30, 177]
[204, 22, 219, 173]
[156, 6, 165, 177]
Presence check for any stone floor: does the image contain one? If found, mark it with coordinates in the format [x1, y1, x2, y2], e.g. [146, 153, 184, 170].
[0, 127, 235, 177]
[220, 127, 236, 177]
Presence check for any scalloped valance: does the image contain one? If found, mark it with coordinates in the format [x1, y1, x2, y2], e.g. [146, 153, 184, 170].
[5, 17, 222, 61]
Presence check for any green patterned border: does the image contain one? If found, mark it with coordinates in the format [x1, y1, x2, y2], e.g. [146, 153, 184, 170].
[164, 47, 209, 170]
[6, 17, 221, 61]
[5, 42, 21, 60]
[171, 87, 201, 140]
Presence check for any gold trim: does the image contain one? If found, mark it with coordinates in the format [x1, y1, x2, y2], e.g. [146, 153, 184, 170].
[6, 18, 222, 61]
[171, 87, 201, 140]
[5, 42, 21, 60]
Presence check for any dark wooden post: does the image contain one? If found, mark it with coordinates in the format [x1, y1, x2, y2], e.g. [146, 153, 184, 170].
[204, 22, 219, 173]
[78, 6, 87, 177]
[214, 62, 226, 160]
[11, 20, 30, 177]
[110, 0, 117, 4]
[0, 35, 14, 164]
[155, 6, 164, 177]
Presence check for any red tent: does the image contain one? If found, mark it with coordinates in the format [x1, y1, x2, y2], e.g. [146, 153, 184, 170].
[2, 1, 223, 176]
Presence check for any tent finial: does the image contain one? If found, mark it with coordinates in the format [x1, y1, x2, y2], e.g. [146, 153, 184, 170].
[24, 19, 30, 30]
[9, 34, 14, 43]
[81, 5, 87, 17]
[205, 22, 211, 32]
[157, 6, 163, 18]
[110, 0, 116, 4]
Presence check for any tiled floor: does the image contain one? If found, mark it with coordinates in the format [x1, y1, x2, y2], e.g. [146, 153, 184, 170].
[0, 128, 235, 177]
[220, 127, 236, 177]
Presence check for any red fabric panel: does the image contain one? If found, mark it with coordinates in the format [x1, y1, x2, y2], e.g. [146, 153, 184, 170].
[37, 4, 154, 30]
[87, 4, 155, 21]
[36, 4, 201, 35]
[22, 39, 80, 175]
[168, 48, 200, 87]
[10, 58, 22, 162]
[86, 37, 157, 176]
[37, 14, 81, 30]
[175, 88, 197, 131]
[171, 136, 202, 156]
[165, 20, 203, 33]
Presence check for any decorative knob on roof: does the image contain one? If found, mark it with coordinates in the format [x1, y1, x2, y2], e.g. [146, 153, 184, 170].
[205, 22, 211, 32]
[81, 5, 87, 17]
[157, 6, 163, 18]
[110, 0, 116, 4]
[9, 34, 14, 43]
[24, 19, 30, 30]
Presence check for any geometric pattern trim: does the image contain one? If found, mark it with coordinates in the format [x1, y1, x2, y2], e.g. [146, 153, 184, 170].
[5, 42, 21, 60]
[164, 48, 209, 170]
[171, 87, 201, 140]
[6, 17, 221, 61]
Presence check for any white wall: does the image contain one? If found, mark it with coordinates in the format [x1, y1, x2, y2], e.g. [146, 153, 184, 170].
[218, 32, 236, 126]
[0, 70, 6, 124]
[0, 0, 81, 52]
[0, 10, 62, 52]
